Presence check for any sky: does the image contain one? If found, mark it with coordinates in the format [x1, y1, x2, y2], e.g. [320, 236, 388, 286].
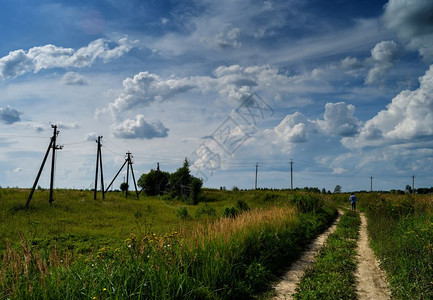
[0, 0, 432, 192]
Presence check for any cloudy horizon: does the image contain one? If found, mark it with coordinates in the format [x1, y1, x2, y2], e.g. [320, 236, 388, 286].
[0, 0, 432, 192]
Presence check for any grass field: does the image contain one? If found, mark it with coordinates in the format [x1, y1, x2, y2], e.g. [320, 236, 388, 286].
[0, 188, 336, 299]
[359, 193, 433, 299]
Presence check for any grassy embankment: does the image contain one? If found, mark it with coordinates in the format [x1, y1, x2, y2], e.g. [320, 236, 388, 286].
[293, 209, 360, 299]
[0, 189, 337, 299]
[359, 193, 433, 299]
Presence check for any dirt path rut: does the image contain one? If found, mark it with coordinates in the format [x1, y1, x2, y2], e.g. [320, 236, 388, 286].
[355, 213, 391, 299]
[273, 211, 342, 299]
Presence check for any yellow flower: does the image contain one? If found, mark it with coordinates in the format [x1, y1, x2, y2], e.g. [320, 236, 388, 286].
[103, 288, 107, 291]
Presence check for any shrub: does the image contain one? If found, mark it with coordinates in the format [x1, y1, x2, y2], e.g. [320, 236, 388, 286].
[177, 207, 189, 219]
[223, 206, 239, 218]
[194, 203, 217, 218]
[290, 194, 323, 214]
[237, 200, 250, 212]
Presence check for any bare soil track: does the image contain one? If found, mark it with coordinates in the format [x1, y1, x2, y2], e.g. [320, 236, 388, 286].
[273, 211, 342, 299]
[273, 210, 391, 299]
[355, 212, 391, 300]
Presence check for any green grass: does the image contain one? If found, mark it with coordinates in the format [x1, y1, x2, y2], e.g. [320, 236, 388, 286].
[0, 189, 338, 299]
[360, 193, 433, 299]
[293, 210, 361, 299]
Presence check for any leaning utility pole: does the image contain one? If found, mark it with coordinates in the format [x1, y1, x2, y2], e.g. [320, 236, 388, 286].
[290, 159, 293, 191]
[105, 152, 139, 198]
[412, 174, 415, 194]
[94, 136, 105, 200]
[26, 125, 62, 208]
[255, 162, 258, 190]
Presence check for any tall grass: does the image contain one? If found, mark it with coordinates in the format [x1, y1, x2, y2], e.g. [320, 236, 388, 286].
[0, 191, 337, 299]
[360, 193, 433, 299]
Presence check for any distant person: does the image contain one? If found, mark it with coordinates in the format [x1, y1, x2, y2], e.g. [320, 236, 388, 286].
[349, 193, 357, 211]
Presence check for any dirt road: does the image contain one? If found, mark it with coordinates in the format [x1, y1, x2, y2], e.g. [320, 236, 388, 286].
[355, 213, 391, 299]
[273, 212, 342, 300]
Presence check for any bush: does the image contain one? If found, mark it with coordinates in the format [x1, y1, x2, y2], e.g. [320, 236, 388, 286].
[177, 207, 189, 219]
[290, 194, 324, 214]
[194, 203, 216, 218]
[223, 206, 239, 218]
[236, 200, 250, 212]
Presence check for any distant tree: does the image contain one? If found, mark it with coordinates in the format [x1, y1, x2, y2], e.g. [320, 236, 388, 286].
[170, 158, 192, 198]
[333, 185, 342, 193]
[138, 169, 170, 196]
[405, 185, 413, 194]
[190, 177, 203, 205]
[321, 188, 327, 194]
[120, 182, 129, 193]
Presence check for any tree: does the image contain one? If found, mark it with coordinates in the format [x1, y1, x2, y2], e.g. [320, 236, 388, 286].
[170, 158, 192, 198]
[333, 185, 342, 193]
[190, 177, 203, 205]
[120, 182, 129, 194]
[405, 184, 413, 194]
[137, 169, 170, 196]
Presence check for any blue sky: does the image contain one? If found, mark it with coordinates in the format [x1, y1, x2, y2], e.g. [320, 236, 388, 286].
[0, 0, 432, 192]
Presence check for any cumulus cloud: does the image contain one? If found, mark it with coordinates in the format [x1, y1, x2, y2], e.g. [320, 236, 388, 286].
[62, 71, 87, 85]
[106, 64, 331, 116]
[111, 114, 169, 139]
[365, 41, 400, 84]
[273, 102, 361, 145]
[384, 0, 433, 61]
[109, 71, 196, 114]
[316, 102, 361, 136]
[0, 37, 133, 80]
[343, 64, 433, 148]
[0, 106, 22, 124]
[274, 112, 316, 143]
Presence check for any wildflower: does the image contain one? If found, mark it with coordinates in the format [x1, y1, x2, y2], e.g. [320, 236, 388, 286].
[103, 288, 107, 291]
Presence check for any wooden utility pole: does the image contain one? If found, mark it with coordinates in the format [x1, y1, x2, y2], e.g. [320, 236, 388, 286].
[105, 152, 139, 198]
[255, 162, 258, 190]
[412, 174, 415, 194]
[370, 176, 373, 192]
[26, 125, 62, 208]
[94, 136, 105, 200]
[290, 159, 293, 191]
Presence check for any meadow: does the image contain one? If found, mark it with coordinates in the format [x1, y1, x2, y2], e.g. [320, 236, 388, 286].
[359, 193, 433, 299]
[0, 188, 336, 299]
[1, 188, 432, 299]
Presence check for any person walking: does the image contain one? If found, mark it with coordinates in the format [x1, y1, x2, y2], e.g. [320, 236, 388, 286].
[349, 193, 357, 211]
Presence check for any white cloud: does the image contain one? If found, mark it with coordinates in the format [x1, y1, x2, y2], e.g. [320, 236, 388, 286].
[274, 112, 316, 144]
[62, 71, 87, 85]
[365, 41, 400, 84]
[0, 106, 22, 124]
[111, 114, 169, 139]
[384, 0, 433, 61]
[343, 64, 433, 148]
[84, 132, 98, 141]
[316, 102, 361, 136]
[202, 25, 242, 49]
[0, 37, 133, 80]
[109, 71, 196, 115]
[56, 121, 79, 129]
[274, 101, 360, 145]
